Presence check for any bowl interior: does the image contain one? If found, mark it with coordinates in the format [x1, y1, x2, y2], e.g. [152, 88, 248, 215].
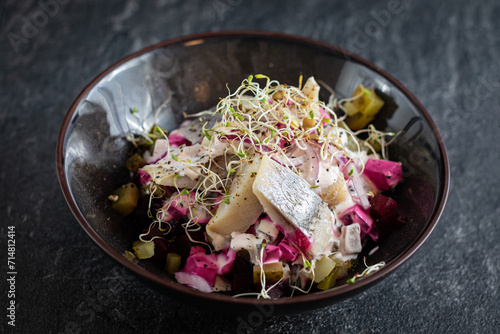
[58, 32, 448, 312]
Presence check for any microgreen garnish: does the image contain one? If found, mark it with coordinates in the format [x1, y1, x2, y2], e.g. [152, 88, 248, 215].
[254, 74, 269, 86]
[230, 107, 244, 121]
[131, 107, 139, 114]
[347, 260, 385, 284]
[304, 259, 312, 270]
[154, 126, 168, 139]
[202, 122, 212, 141]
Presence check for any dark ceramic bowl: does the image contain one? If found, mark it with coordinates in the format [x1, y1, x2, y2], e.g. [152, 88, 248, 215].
[56, 31, 449, 315]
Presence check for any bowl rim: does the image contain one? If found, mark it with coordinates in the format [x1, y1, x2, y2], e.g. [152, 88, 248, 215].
[56, 30, 450, 308]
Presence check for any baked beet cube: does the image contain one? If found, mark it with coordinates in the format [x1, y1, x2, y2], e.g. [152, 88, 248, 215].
[229, 255, 253, 276]
[232, 274, 255, 294]
[370, 194, 399, 223]
[151, 238, 173, 266]
[370, 194, 405, 236]
[167, 219, 186, 237]
[173, 235, 200, 267]
[229, 255, 254, 294]
[265, 281, 287, 298]
[173, 235, 191, 262]
[253, 282, 285, 298]
[132, 196, 163, 228]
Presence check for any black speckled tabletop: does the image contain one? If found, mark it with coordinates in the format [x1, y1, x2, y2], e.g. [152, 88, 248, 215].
[1, 0, 499, 333]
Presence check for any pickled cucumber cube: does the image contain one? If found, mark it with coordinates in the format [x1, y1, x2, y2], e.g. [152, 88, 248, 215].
[126, 153, 146, 172]
[317, 266, 340, 290]
[110, 182, 140, 216]
[343, 85, 385, 130]
[329, 252, 355, 279]
[302, 255, 337, 283]
[132, 240, 155, 259]
[313, 256, 337, 283]
[166, 253, 181, 275]
[253, 262, 283, 284]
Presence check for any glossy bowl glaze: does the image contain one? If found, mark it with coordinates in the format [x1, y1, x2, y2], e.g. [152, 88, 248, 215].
[56, 31, 449, 315]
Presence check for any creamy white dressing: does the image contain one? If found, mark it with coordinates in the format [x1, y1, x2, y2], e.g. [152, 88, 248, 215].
[230, 233, 264, 264]
[334, 193, 357, 215]
[170, 119, 204, 144]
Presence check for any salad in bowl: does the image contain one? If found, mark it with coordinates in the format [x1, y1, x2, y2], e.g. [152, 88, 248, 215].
[109, 74, 406, 298]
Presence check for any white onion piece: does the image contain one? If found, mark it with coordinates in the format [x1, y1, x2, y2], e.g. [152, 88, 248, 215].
[144, 139, 169, 163]
[349, 163, 370, 210]
[287, 154, 307, 167]
[174, 272, 213, 293]
[272, 145, 307, 168]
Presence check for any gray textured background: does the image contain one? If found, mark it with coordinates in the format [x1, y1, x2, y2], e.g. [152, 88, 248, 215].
[1, 0, 499, 333]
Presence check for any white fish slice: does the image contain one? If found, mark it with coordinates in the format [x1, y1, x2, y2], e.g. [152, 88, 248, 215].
[206, 158, 264, 250]
[252, 155, 336, 258]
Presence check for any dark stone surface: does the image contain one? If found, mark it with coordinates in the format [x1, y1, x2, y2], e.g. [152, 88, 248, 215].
[1, 0, 499, 333]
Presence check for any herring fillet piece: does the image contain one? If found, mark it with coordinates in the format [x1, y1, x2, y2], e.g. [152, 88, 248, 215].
[206, 158, 264, 250]
[252, 155, 335, 258]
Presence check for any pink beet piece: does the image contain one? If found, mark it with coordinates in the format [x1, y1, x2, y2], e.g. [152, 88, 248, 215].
[363, 159, 403, 190]
[273, 222, 312, 255]
[138, 169, 152, 187]
[182, 248, 219, 284]
[278, 241, 300, 262]
[262, 245, 282, 263]
[191, 211, 211, 225]
[291, 228, 313, 252]
[212, 193, 225, 212]
[338, 204, 377, 242]
[168, 133, 191, 147]
[160, 206, 175, 222]
[182, 246, 237, 285]
[216, 248, 237, 275]
[170, 191, 196, 217]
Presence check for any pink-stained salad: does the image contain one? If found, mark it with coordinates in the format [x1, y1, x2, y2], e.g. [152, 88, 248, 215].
[114, 75, 405, 298]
